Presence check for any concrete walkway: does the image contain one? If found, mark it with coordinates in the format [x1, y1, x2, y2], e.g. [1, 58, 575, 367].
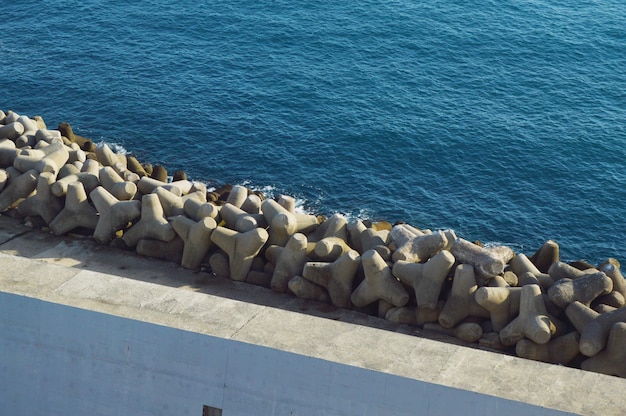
[0, 215, 623, 415]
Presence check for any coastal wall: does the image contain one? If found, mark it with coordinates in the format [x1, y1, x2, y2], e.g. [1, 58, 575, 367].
[0, 233, 622, 416]
[1, 291, 571, 416]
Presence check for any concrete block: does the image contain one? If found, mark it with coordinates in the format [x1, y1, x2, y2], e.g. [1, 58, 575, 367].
[288, 276, 330, 303]
[392, 230, 449, 263]
[122, 193, 176, 248]
[423, 322, 483, 343]
[313, 236, 352, 261]
[225, 184, 248, 208]
[302, 250, 361, 308]
[220, 202, 265, 233]
[306, 213, 348, 243]
[90, 186, 141, 244]
[499, 284, 555, 346]
[171, 215, 217, 270]
[351, 249, 409, 308]
[99, 166, 137, 201]
[49, 182, 99, 236]
[548, 272, 613, 309]
[598, 259, 626, 299]
[474, 286, 521, 332]
[50, 170, 100, 197]
[183, 198, 220, 222]
[438, 264, 490, 328]
[210, 226, 269, 282]
[270, 233, 308, 293]
[450, 238, 514, 279]
[581, 322, 626, 377]
[17, 171, 63, 224]
[346, 219, 367, 254]
[262, 199, 318, 246]
[548, 261, 598, 281]
[136, 237, 184, 264]
[516, 331, 581, 365]
[392, 250, 455, 310]
[0, 169, 38, 212]
[579, 305, 626, 357]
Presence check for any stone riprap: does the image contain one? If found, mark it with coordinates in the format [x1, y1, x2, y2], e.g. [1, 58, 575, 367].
[1, 108, 625, 379]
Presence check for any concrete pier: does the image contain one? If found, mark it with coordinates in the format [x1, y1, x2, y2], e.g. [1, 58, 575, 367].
[0, 216, 623, 415]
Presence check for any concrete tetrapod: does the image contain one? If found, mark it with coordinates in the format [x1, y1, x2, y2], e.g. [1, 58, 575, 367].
[548, 261, 598, 281]
[288, 276, 331, 303]
[0, 169, 38, 212]
[499, 284, 556, 347]
[122, 193, 176, 248]
[152, 187, 185, 218]
[220, 203, 265, 233]
[183, 198, 220, 222]
[57, 122, 95, 152]
[277, 194, 296, 213]
[225, 184, 248, 208]
[136, 237, 185, 264]
[346, 219, 367, 254]
[516, 271, 554, 291]
[565, 301, 600, 333]
[547, 272, 613, 309]
[50, 169, 100, 197]
[598, 260, 626, 299]
[392, 250, 456, 310]
[90, 186, 142, 244]
[94, 142, 123, 167]
[438, 264, 490, 329]
[0, 121, 24, 141]
[99, 166, 137, 201]
[389, 223, 424, 252]
[423, 322, 483, 343]
[13, 141, 69, 175]
[210, 226, 269, 282]
[350, 249, 409, 308]
[171, 215, 217, 270]
[137, 176, 170, 195]
[126, 155, 149, 178]
[579, 305, 626, 357]
[360, 228, 391, 260]
[516, 331, 581, 365]
[530, 239, 560, 273]
[0, 169, 6, 192]
[450, 238, 515, 280]
[302, 249, 361, 308]
[17, 171, 63, 224]
[474, 286, 522, 332]
[581, 322, 626, 377]
[261, 199, 318, 246]
[306, 213, 348, 243]
[508, 253, 541, 278]
[49, 181, 99, 235]
[385, 307, 418, 326]
[391, 230, 449, 263]
[0, 139, 18, 168]
[240, 193, 262, 215]
[270, 233, 308, 293]
[313, 236, 352, 261]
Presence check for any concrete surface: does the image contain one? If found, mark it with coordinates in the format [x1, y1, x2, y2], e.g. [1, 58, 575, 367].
[0, 215, 623, 415]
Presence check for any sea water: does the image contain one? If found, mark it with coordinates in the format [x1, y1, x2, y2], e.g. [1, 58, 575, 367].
[2, 0, 625, 263]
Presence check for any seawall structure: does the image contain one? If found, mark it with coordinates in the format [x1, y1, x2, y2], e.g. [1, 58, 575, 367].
[1, 109, 626, 414]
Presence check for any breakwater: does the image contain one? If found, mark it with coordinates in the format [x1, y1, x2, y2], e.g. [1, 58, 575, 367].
[1, 109, 625, 379]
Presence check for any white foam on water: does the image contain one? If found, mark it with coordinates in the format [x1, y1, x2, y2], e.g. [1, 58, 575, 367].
[97, 140, 129, 156]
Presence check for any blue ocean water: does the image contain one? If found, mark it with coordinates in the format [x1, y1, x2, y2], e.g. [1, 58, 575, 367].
[2, 0, 625, 263]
